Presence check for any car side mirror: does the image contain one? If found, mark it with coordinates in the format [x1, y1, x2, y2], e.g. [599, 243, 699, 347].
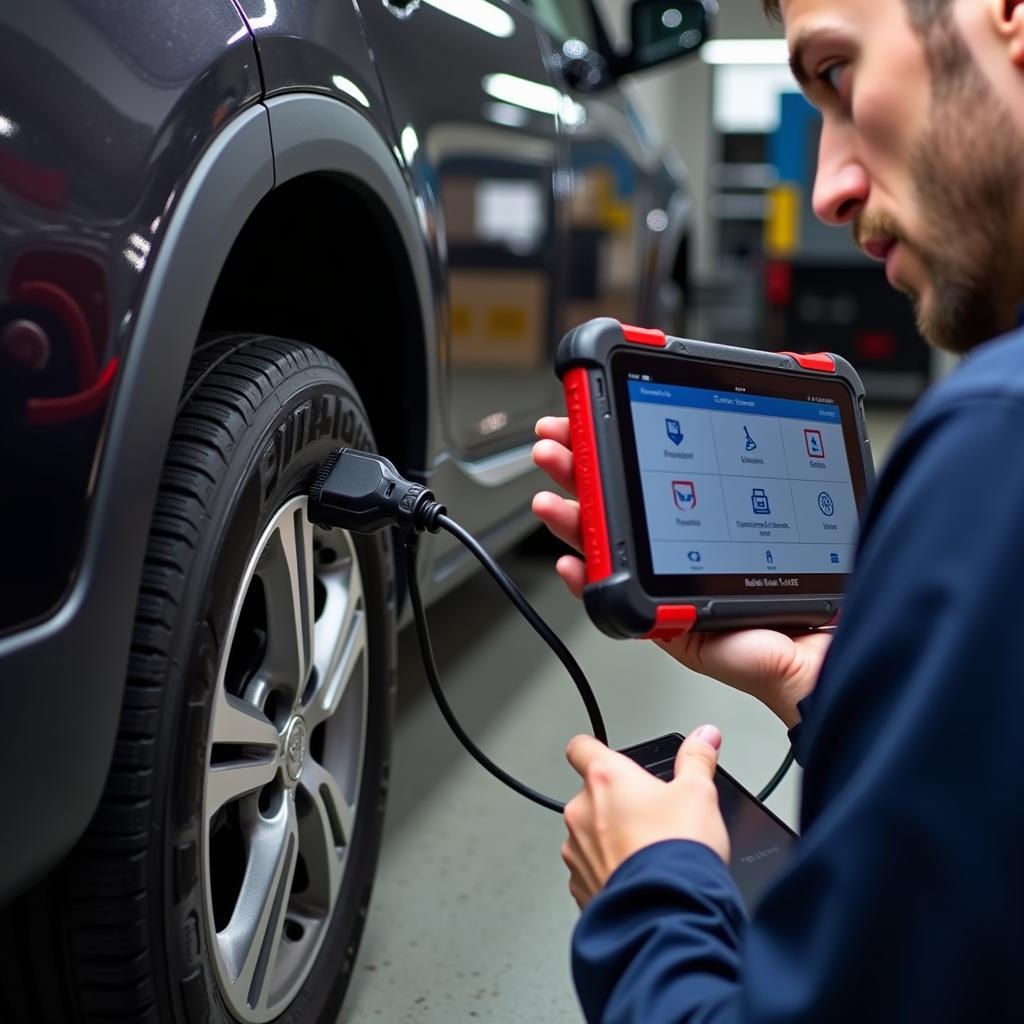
[627, 0, 709, 72]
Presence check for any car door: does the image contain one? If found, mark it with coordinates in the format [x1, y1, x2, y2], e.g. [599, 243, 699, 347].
[356, 0, 569, 461]
[525, 0, 683, 334]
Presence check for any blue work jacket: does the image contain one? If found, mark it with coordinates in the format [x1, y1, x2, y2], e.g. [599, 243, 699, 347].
[573, 329, 1024, 1023]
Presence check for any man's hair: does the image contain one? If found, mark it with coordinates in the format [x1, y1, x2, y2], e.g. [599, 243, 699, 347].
[760, 0, 954, 31]
[760, 0, 968, 86]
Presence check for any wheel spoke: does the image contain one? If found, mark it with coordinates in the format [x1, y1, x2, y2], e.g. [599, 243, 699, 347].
[207, 756, 278, 818]
[207, 690, 279, 816]
[296, 758, 353, 911]
[211, 688, 280, 748]
[257, 507, 316, 704]
[307, 552, 366, 730]
[220, 797, 299, 1015]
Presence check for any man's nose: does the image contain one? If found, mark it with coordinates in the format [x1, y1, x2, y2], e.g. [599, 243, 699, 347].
[812, 126, 869, 226]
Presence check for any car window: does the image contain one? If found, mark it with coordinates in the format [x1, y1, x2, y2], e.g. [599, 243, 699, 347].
[526, 0, 597, 48]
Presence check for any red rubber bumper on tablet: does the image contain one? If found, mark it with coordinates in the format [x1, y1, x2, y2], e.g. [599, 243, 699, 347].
[778, 351, 836, 373]
[645, 605, 698, 640]
[621, 324, 667, 347]
[563, 367, 613, 583]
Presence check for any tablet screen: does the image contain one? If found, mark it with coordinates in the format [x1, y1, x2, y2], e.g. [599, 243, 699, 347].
[611, 350, 866, 599]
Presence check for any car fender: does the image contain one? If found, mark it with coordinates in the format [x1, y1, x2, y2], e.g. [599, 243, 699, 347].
[0, 104, 274, 902]
[265, 92, 442, 466]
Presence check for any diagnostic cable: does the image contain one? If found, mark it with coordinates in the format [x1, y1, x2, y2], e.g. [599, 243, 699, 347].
[308, 448, 793, 812]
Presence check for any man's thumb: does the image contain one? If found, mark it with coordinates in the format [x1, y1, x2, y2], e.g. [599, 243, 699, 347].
[673, 725, 722, 783]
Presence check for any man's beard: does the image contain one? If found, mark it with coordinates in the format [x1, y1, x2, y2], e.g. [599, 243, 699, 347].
[855, 28, 1024, 354]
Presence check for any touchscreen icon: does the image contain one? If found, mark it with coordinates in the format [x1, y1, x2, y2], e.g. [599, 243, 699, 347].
[743, 425, 757, 451]
[818, 491, 835, 517]
[687, 550, 702, 563]
[751, 488, 771, 516]
[804, 428, 825, 458]
[766, 550, 774, 565]
[665, 418, 684, 446]
[830, 552, 840, 564]
[672, 480, 697, 511]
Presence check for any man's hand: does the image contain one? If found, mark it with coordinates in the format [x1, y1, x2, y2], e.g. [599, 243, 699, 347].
[562, 728, 729, 909]
[532, 416, 829, 728]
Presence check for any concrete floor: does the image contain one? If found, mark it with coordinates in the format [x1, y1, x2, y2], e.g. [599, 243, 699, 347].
[337, 405, 907, 1024]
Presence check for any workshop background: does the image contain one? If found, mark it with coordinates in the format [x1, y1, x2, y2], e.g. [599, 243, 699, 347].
[338, 3, 926, 1022]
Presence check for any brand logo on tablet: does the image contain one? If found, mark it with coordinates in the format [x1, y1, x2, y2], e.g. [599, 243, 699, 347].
[739, 845, 782, 864]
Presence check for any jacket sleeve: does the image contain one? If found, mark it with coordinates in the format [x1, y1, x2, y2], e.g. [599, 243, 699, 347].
[572, 398, 1024, 1024]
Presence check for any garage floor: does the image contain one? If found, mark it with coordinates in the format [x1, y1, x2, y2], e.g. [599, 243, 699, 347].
[337, 407, 906, 1024]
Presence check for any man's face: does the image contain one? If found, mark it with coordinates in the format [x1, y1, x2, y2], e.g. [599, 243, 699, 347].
[781, 0, 1024, 353]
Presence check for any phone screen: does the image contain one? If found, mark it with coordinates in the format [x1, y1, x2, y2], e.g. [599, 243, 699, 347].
[621, 734, 797, 912]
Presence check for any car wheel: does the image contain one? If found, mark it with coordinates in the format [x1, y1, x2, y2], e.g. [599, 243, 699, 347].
[0, 336, 395, 1023]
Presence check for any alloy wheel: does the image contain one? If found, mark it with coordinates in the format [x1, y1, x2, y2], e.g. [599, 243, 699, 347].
[201, 496, 368, 1022]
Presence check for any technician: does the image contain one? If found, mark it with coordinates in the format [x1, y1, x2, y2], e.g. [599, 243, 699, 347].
[532, 0, 1024, 1020]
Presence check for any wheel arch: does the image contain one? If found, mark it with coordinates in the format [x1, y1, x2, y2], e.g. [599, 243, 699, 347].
[204, 93, 438, 477]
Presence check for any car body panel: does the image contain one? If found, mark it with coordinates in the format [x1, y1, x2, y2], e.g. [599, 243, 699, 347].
[0, 1, 262, 637]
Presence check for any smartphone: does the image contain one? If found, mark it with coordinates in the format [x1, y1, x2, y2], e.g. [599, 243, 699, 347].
[557, 317, 874, 639]
[619, 732, 798, 912]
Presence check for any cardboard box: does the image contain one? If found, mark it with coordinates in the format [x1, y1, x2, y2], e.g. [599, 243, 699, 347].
[599, 230, 639, 292]
[440, 176, 478, 243]
[449, 269, 549, 369]
[569, 167, 611, 229]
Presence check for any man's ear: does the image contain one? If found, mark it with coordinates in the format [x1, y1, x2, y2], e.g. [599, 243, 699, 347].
[991, 0, 1024, 66]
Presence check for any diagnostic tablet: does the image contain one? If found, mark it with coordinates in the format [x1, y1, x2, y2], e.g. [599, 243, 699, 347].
[556, 318, 874, 638]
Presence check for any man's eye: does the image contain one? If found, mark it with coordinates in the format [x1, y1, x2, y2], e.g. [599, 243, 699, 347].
[820, 62, 846, 93]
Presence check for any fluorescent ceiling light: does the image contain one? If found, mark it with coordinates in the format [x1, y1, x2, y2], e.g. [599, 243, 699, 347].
[401, 125, 420, 165]
[424, 0, 514, 38]
[482, 73, 584, 125]
[483, 73, 560, 114]
[701, 39, 789, 65]
[484, 101, 529, 128]
[331, 75, 371, 108]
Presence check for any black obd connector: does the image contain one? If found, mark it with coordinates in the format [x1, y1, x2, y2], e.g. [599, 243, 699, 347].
[308, 448, 446, 534]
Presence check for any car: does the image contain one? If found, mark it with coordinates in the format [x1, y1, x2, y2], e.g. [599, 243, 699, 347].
[0, 1, 707, 1020]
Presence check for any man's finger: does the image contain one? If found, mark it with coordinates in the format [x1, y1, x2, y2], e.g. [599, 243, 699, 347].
[562, 834, 600, 896]
[566, 734, 609, 777]
[532, 492, 583, 552]
[672, 724, 722, 785]
[555, 556, 586, 599]
[532, 439, 577, 494]
[535, 416, 572, 447]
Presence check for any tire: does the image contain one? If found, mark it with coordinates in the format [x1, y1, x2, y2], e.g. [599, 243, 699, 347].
[0, 336, 396, 1023]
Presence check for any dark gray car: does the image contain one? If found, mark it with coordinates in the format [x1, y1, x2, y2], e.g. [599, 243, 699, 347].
[0, 1, 708, 1020]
